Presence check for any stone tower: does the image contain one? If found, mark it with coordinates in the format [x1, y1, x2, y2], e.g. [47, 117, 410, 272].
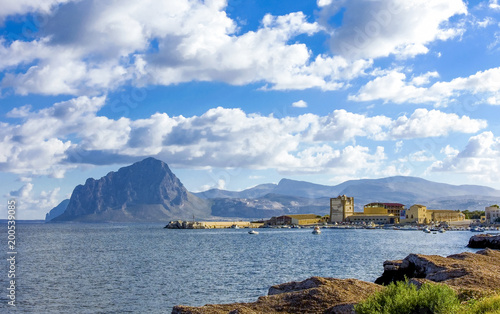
[329, 195, 354, 223]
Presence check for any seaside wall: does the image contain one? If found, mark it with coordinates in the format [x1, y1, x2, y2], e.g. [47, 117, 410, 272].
[166, 220, 264, 229]
[201, 221, 263, 229]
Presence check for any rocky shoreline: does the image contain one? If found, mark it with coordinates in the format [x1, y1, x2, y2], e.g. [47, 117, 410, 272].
[172, 238, 500, 314]
[172, 277, 382, 314]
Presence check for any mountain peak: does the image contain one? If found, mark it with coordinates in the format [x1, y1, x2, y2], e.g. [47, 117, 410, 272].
[52, 157, 210, 222]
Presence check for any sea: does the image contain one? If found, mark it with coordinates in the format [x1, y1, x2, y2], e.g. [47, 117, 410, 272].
[0, 223, 485, 313]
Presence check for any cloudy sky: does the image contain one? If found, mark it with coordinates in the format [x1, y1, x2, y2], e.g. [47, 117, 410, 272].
[1, 0, 500, 219]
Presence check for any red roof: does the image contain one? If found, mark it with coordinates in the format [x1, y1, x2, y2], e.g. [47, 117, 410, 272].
[383, 203, 405, 207]
[365, 202, 405, 207]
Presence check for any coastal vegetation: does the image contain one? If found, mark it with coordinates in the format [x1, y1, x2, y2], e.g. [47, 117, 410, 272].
[462, 294, 500, 314]
[355, 280, 500, 314]
[462, 210, 486, 219]
[354, 281, 460, 314]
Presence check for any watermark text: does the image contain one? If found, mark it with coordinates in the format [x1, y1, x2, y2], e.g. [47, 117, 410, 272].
[7, 199, 16, 307]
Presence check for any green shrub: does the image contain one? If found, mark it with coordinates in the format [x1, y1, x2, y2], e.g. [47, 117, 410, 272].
[354, 280, 460, 314]
[457, 288, 493, 302]
[459, 295, 500, 314]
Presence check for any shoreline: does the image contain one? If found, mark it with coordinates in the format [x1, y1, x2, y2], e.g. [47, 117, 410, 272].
[165, 219, 500, 232]
[172, 242, 500, 314]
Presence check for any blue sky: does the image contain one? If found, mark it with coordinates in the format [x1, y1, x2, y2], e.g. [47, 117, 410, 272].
[1, 0, 500, 219]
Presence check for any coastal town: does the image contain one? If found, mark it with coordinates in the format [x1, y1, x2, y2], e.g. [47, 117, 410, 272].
[166, 195, 500, 231]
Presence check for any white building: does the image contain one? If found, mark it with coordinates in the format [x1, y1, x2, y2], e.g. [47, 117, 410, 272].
[485, 205, 500, 224]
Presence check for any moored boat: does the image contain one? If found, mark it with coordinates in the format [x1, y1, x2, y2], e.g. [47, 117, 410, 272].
[312, 226, 321, 234]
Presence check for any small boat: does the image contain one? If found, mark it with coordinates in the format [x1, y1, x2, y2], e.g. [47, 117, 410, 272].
[439, 228, 446, 233]
[312, 226, 321, 234]
[423, 227, 431, 233]
[248, 230, 259, 235]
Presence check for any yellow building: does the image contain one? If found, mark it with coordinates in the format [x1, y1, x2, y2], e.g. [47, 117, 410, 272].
[343, 202, 405, 224]
[401, 204, 465, 224]
[329, 195, 354, 223]
[364, 203, 405, 216]
[431, 210, 466, 223]
[289, 214, 324, 225]
[486, 205, 500, 223]
[402, 204, 428, 224]
[267, 214, 323, 226]
[363, 203, 388, 215]
[346, 213, 397, 224]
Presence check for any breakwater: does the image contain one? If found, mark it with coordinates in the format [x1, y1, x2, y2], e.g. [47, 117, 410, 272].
[165, 220, 264, 229]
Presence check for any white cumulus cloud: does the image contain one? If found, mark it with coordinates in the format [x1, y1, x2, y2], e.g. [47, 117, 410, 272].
[430, 131, 500, 182]
[292, 100, 308, 108]
[0, 0, 371, 95]
[7, 183, 61, 219]
[389, 109, 487, 139]
[0, 96, 488, 178]
[320, 0, 467, 59]
[350, 67, 500, 106]
[0, 0, 75, 21]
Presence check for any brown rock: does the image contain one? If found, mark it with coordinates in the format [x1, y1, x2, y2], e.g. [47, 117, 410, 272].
[376, 248, 500, 297]
[468, 234, 500, 249]
[268, 276, 328, 295]
[171, 277, 382, 314]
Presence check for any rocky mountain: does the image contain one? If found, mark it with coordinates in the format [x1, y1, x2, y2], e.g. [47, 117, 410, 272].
[45, 199, 70, 221]
[194, 183, 277, 199]
[51, 157, 210, 222]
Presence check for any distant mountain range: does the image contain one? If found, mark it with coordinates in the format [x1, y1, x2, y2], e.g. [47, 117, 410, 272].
[195, 176, 500, 213]
[196, 176, 500, 201]
[46, 157, 500, 222]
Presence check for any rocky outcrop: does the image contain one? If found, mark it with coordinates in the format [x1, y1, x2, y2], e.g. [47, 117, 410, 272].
[45, 199, 70, 221]
[51, 157, 210, 222]
[468, 234, 500, 249]
[376, 248, 500, 296]
[165, 220, 206, 229]
[172, 277, 382, 314]
[268, 276, 330, 295]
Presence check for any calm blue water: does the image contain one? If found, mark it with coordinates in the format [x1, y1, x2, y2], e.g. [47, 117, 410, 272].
[0, 223, 481, 313]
